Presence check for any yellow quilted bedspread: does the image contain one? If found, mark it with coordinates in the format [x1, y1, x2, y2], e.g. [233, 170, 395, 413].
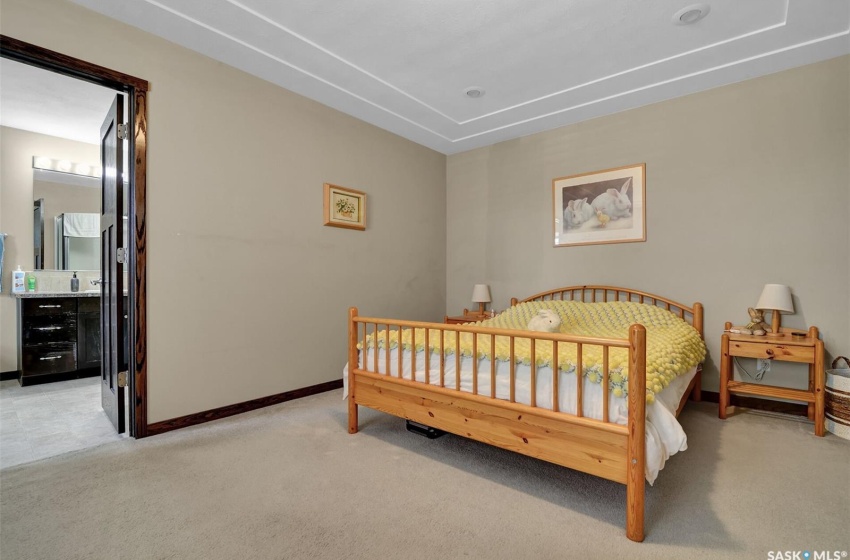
[361, 300, 706, 404]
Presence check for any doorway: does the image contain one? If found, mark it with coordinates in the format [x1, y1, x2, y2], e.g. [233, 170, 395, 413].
[0, 36, 148, 442]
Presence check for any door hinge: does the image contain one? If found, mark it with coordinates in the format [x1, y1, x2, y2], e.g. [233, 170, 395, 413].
[118, 371, 128, 388]
[117, 247, 127, 264]
[117, 123, 129, 140]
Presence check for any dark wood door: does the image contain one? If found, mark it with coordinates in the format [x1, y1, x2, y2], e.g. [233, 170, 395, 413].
[100, 94, 125, 434]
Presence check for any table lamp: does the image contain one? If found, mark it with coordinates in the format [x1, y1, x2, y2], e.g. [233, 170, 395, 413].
[756, 284, 794, 335]
[471, 284, 491, 315]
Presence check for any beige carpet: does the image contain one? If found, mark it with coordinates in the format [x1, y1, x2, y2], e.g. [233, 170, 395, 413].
[1, 390, 848, 560]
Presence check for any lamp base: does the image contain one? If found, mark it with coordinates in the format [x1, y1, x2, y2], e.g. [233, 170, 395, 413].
[771, 310, 782, 334]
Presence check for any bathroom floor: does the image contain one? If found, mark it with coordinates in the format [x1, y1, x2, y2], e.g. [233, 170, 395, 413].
[0, 377, 127, 469]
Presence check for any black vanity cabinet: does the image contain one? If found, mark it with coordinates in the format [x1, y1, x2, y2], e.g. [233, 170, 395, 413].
[77, 297, 102, 370]
[17, 296, 100, 385]
[19, 298, 78, 380]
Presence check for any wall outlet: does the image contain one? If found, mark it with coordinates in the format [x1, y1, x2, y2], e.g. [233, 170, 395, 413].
[756, 358, 772, 372]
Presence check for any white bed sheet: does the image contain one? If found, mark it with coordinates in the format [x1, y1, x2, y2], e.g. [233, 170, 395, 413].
[343, 347, 697, 484]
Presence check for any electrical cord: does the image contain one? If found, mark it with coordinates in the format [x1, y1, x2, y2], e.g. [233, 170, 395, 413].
[734, 356, 768, 381]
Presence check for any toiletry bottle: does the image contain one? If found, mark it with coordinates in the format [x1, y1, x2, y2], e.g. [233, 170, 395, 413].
[26, 273, 36, 292]
[71, 272, 79, 293]
[12, 266, 25, 293]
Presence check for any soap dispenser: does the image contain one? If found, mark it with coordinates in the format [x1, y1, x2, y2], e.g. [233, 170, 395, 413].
[12, 266, 25, 293]
[71, 272, 79, 293]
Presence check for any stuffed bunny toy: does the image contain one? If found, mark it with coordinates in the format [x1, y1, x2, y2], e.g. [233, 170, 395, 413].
[591, 177, 632, 220]
[745, 308, 771, 333]
[563, 198, 595, 229]
[527, 309, 562, 332]
[730, 307, 771, 335]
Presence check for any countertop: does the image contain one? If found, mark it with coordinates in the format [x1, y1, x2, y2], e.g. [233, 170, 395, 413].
[12, 291, 105, 298]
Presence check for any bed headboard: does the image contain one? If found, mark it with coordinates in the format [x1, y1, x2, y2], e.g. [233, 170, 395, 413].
[510, 285, 704, 338]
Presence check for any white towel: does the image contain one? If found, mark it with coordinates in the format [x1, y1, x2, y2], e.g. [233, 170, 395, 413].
[63, 213, 100, 238]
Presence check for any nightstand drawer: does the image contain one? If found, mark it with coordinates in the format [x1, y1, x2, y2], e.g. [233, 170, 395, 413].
[729, 341, 814, 363]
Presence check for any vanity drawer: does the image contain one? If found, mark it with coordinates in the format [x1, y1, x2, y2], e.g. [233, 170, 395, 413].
[23, 298, 76, 316]
[22, 315, 77, 345]
[21, 343, 77, 376]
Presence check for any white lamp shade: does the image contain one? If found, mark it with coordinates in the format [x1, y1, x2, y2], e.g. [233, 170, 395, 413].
[756, 284, 794, 313]
[471, 284, 491, 303]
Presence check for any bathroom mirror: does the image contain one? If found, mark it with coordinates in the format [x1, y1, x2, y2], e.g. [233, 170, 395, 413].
[32, 169, 101, 271]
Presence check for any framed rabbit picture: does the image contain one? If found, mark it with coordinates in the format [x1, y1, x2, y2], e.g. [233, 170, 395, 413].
[552, 163, 646, 247]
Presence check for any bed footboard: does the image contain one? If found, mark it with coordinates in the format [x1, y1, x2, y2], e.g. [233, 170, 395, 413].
[346, 307, 647, 542]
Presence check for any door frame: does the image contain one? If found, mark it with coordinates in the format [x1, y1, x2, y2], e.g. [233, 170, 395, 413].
[1, 35, 150, 438]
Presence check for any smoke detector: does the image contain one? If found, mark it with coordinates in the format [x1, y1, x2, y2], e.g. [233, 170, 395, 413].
[673, 4, 710, 25]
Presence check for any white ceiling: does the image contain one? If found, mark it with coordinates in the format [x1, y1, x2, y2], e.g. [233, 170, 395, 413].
[0, 57, 116, 145]
[16, 1, 850, 154]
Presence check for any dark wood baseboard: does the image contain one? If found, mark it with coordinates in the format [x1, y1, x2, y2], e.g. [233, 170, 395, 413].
[1, 370, 20, 381]
[146, 379, 344, 436]
[701, 390, 808, 417]
[18, 368, 100, 387]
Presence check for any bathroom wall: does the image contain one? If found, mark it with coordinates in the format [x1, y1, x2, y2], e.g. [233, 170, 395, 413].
[0, 126, 100, 373]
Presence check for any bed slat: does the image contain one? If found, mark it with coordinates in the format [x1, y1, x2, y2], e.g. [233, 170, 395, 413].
[424, 328, 430, 385]
[490, 334, 496, 398]
[530, 338, 536, 408]
[373, 324, 379, 373]
[455, 331, 461, 391]
[552, 342, 560, 413]
[576, 343, 583, 418]
[510, 338, 516, 403]
[472, 334, 478, 395]
[398, 327, 403, 379]
[603, 346, 610, 423]
[439, 328, 445, 388]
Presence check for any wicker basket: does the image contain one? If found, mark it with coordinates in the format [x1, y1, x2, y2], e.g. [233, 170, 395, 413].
[825, 356, 850, 441]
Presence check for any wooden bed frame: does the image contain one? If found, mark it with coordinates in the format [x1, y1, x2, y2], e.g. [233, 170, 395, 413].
[347, 285, 704, 542]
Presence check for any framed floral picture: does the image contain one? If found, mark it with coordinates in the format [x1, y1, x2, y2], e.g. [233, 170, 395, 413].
[552, 163, 645, 247]
[324, 183, 366, 231]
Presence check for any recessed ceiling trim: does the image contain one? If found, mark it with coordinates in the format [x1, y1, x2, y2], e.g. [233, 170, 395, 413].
[144, 0, 456, 141]
[66, 0, 850, 154]
[454, 16, 790, 126]
[147, 0, 794, 129]
[224, 0, 461, 125]
[450, 27, 850, 144]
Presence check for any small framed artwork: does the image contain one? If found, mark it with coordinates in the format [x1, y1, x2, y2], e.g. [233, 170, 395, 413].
[552, 163, 645, 247]
[324, 183, 366, 231]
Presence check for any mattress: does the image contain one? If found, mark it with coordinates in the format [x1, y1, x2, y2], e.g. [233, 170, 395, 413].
[343, 346, 697, 484]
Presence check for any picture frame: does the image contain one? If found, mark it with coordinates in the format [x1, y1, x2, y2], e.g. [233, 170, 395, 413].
[552, 163, 645, 247]
[324, 183, 366, 231]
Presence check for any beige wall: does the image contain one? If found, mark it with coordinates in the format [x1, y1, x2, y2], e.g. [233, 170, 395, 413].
[1, 0, 446, 422]
[0, 127, 100, 372]
[447, 56, 850, 392]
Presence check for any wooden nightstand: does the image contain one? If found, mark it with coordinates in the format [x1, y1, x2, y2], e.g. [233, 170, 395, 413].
[444, 309, 491, 324]
[719, 322, 825, 436]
